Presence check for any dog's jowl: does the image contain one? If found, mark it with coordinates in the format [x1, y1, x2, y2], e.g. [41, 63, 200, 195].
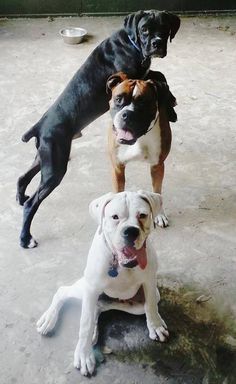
[16, 10, 180, 248]
[37, 191, 169, 376]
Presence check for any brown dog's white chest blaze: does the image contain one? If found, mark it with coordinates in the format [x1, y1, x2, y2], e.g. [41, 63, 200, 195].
[107, 72, 172, 203]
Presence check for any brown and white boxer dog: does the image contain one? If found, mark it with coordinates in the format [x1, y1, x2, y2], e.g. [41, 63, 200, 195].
[107, 72, 176, 227]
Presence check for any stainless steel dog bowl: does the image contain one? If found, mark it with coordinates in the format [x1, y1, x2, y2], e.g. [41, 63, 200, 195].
[59, 27, 87, 44]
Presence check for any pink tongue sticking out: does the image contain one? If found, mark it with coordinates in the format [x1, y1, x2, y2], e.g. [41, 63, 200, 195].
[135, 246, 147, 269]
[116, 129, 134, 142]
[118, 244, 147, 270]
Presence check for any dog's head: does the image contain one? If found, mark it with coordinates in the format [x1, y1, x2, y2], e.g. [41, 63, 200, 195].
[124, 10, 180, 58]
[107, 72, 170, 145]
[89, 191, 162, 269]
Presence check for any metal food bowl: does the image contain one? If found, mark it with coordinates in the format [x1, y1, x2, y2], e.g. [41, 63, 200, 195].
[59, 27, 87, 44]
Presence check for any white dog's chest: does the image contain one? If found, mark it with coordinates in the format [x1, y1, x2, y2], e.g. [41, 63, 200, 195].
[103, 267, 144, 300]
[117, 120, 162, 165]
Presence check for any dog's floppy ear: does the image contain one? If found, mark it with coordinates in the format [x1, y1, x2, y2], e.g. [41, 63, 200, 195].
[124, 10, 145, 45]
[106, 72, 128, 95]
[166, 12, 181, 42]
[147, 79, 177, 122]
[89, 192, 114, 233]
[138, 190, 162, 227]
[147, 80, 171, 104]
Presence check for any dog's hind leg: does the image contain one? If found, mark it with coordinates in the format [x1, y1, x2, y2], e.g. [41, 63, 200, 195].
[16, 153, 40, 206]
[151, 163, 169, 228]
[20, 136, 71, 248]
[37, 278, 85, 335]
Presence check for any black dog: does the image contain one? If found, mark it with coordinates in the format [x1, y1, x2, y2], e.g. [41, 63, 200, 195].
[17, 10, 180, 248]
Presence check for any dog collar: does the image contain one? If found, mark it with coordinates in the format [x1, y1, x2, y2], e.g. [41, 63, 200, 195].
[128, 35, 151, 67]
[102, 233, 119, 278]
[108, 253, 119, 278]
[128, 35, 141, 53]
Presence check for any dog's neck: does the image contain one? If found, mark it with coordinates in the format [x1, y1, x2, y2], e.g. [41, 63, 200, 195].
[102, 230, 117, 258]
[126, 33, 151, 69]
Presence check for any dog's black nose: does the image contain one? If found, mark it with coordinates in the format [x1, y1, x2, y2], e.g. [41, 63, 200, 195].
[122, 226, 140, 242]
[152, 38, 162, 49]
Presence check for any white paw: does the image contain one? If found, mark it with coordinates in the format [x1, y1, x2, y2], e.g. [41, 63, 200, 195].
[148, 317, 169, 342]
[155, 212, 169, 228]
[74, 347, 96, 376]
[28, 237, 38, 248]
[36, 309, 58, 335]
[149, 325, 169, 342]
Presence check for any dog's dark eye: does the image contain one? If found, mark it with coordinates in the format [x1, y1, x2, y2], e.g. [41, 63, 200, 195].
[141, 26, 148, 34]
[115, 96, 123, 104]
[139, 213, 148, 219]
[112, 214, 119, 220]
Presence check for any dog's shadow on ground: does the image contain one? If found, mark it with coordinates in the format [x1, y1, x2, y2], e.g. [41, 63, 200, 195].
[96, 283, 236, 384]
[45, 282, 236, 383]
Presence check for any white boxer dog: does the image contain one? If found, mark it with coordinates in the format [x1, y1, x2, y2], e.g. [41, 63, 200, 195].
[37, 191, 169, 376]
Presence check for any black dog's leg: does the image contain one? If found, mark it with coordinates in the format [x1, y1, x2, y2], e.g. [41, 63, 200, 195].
[16, 154, 40, 206]
[20, 138, 71, 248]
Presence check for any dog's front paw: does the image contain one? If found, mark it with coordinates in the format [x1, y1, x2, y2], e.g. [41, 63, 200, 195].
[36, 309, 58, 335]
[148, 317, 169, 342]
[149, 324, 169, 342]
[20, 234, 38, 249]
[155, 212, 169, 228]
[74, 346, 96, 376]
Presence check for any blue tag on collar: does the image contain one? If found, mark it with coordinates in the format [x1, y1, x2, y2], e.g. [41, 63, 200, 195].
[108, 265, 119, 278]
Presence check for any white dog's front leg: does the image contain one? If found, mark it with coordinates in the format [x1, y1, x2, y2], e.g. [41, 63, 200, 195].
[74, 285, 99, 376]
[143, 281, 169, 342]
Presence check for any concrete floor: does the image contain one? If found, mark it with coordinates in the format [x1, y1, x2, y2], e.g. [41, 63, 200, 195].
[0, 15, 236, 383]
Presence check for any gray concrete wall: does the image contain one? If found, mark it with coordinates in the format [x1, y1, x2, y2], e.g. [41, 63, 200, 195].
[0, 0, 235, 16]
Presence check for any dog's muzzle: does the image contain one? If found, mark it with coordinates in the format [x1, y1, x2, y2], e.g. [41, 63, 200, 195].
[152, 38, 166, 57]
[113, 108, 151, 145]
[113, 126, 137, 145]
[145, 37, 167, 58]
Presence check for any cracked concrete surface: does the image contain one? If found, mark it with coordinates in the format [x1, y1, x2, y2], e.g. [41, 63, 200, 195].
[0, 15, 236, 383]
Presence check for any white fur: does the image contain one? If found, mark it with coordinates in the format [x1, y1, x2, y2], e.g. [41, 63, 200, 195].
[37, 191, 168, 376]
[113, 103, 135, 130]
[117, 116, 161, 165]
[132, 85, 139, 97]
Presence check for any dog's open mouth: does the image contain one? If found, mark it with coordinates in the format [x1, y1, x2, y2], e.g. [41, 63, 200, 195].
[116, 242, 147, 269]
[114, 127, 137, 145]
[146, 49, 166, 59]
